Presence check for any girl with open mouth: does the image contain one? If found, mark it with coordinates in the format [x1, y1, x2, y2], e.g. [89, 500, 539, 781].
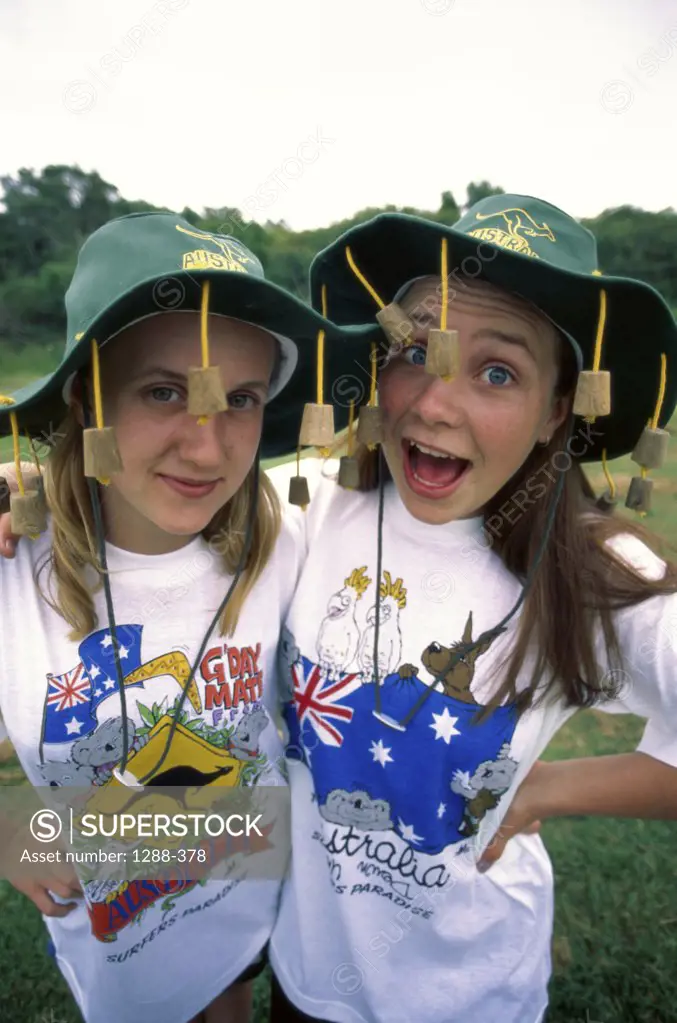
[264, 193, 677, 1023]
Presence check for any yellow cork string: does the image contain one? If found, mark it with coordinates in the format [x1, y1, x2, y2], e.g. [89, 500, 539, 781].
[633, 356, 667, 519]
[591, 290, 607, 373]
[198, 281, 211, 426]
[651, 353, 667, 429]
[441, 238, 449, 332]
[317, 284, 327, 406]
[585, 272, 608, 425]
[201, 280, 211, 368]
[0, 396, 25, 497]
[344, 249, 389, 408]
[91, 339, 104, 431]
[11, 412, 25, 497]
[347, 399, 355, 457]
[369, 344, 378, 407]
[90, 339, 110, 485]
[345, 247, 386, 309]
[296, 445, 301, 476]
[601, 448, 616, 500]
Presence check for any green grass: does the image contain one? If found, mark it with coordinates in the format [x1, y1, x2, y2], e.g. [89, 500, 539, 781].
[2, 351, 677, 1021]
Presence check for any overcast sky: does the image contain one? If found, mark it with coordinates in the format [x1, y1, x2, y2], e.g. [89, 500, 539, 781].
[2, 0, 676, 229]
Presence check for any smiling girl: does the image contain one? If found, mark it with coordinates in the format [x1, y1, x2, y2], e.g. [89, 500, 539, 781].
[265, 195, 677, 1023]
[0, 211, 374, 1023]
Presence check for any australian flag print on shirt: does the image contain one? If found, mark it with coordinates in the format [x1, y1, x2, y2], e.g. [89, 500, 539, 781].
[284, 653, 521, 856]
[42, 625, 145, 745]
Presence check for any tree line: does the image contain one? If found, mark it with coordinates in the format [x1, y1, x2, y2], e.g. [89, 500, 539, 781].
[1, 166, 675, 353]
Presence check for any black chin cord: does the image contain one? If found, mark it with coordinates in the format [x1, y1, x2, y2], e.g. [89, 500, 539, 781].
[82, 388, 131, 774]
[372, 446, 386, 716]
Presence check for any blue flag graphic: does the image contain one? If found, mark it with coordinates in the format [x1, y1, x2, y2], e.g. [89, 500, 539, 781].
[284, 654, 520, 855]
[42, 625, 145, 746]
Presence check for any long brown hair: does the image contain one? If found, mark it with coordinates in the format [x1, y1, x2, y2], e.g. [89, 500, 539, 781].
[336, 339, 677, 714]
[36, 409, 281, 642]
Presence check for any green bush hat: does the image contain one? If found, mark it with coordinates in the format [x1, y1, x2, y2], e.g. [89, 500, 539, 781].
[0, 211, 380, 462]
[308, 194, 677, 487]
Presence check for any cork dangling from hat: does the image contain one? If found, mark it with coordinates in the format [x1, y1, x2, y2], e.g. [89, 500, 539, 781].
[298, 284, 335, 453]
[288, 284, 336, 509]
[82, 337, 124, 484]
[338, 398, 361, 490]
[187, 280, 228, 423]
[344, 247, 387, 450]
[0, 397, 48, 538]
[625, 353, 670, 517]
[424, 237, 461, 383]
[573, 272, 612, 422]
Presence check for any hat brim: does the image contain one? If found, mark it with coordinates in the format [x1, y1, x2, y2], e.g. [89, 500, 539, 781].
[310, 213, 677, 462]
[0, 271, 379, 460]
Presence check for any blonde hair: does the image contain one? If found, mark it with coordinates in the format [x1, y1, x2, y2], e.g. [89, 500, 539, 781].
[36, 409, 281, 642]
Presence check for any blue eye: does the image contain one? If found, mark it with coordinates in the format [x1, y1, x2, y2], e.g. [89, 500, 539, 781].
[402, 344, 428, 367]
[481, 365, 514, 386]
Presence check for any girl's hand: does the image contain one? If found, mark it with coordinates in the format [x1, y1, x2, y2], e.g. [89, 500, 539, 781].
[0, 510, 18, 558]
[9, 867, 83, 918]
[0, 461, 38, 558]
[477, 760, 548, 872]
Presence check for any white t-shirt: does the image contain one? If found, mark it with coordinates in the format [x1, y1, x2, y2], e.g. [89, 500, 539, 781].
[0, 510, 304, 1023]
[267, 458, 677, 1023]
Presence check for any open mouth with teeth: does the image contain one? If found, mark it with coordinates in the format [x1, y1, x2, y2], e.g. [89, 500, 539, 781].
[402, 439, 471, 498]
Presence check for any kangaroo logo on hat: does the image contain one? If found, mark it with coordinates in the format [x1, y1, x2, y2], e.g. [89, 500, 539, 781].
[176, 223, 256, 273]
[468, 206, 556, 258]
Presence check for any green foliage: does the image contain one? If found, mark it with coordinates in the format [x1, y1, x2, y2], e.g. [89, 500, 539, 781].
[1, 167, 675, 359]
[463, 179, 505, 210]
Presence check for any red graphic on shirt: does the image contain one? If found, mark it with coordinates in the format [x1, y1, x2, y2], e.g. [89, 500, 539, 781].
[201, 643, 263, 710]
[87, 825, 277, 942]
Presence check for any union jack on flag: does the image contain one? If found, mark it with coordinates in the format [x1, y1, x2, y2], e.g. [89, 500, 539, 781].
[42, 663, 97, 744]
[46, 664, 91, 712]
[291, 656, 361, 747]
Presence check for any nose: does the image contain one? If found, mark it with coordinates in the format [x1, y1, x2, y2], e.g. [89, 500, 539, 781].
[177, 411, 226, 468]
[410, 373, 468, 430]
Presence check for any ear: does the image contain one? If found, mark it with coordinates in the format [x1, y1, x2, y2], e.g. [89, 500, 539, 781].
[538, 393, 570, 445]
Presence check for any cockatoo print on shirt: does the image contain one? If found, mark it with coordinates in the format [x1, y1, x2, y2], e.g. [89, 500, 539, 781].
[317, 567, 371, 680]
[357, 572, 407, 682]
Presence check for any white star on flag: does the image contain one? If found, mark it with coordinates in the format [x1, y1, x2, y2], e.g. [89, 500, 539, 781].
[103, 678, 116, 691]
[101, 634, 113, 649]
[95, 688, 103, 698]
[397, 817, 424, 844]
[370, 739, 394, 767]
[65, 716, 84, 735]
[437, 802, 446, 819]
[119, 646, 129, 660]
[88, 665, 101, 680]
[430, 707, 461, 744]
